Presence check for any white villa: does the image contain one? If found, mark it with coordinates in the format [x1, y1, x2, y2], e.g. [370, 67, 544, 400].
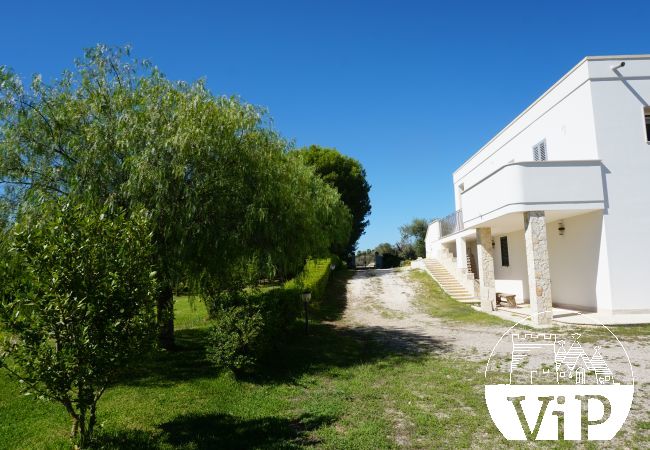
[424, 55, 650, 325]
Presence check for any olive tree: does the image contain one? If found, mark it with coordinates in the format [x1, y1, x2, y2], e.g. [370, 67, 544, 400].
[399, 218, 430, 258]
[0, 200, 157, 447]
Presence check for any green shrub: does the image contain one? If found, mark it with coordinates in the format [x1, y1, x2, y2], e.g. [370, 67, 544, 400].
[0, 200, 157, 447]
[206, 288, 301, 371]
[381, 252, 402, 268]
[285, 255, 339, 302]
[206, 256, 339, 372]
[206, 303, 264, 370]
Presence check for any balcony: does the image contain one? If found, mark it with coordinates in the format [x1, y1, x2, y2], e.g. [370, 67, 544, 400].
[460, 160, 606, 228]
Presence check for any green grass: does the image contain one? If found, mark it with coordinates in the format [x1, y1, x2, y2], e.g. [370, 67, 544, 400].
[0, 271, 504, 449]
[0, 270, 641, 449]
[409, 269, 512, 327]
[410, 268, 650, 343]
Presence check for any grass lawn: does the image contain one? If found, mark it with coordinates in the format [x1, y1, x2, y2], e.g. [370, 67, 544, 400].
[0, 271, 634, 449]
[408, 269, 511, 327]
[410, 268, 650, 344]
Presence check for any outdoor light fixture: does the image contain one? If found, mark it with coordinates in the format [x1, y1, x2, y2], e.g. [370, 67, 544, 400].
[558, 222, 566, 236]
[611, 61, 626, 71]
[301, 291, 312, 334]
[491, 239, 495, 249]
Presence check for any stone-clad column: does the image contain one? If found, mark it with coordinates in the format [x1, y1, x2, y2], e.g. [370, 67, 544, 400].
[524, 211, 553, 325]
[476, 227, 496, 312]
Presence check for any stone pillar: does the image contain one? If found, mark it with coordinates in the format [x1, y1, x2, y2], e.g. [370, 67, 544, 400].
[524, 211, 553, 325]
[456, 236, 467, 272]
[476, 227, 496, 312]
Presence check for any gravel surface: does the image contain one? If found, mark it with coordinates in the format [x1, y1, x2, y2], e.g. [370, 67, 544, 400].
[335, 267, 650, 439]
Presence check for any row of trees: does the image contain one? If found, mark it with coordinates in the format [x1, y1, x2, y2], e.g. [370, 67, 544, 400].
[0, 46, 369, 446]
[365, 218, 430, 266]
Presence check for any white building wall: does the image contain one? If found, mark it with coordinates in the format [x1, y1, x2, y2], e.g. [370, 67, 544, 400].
[546, 211, 604, 311]
[588, 57, 650, 313]
[452, 60, 600, 208]
[432, 56, 650, 314]
[493, 229, 529, 303]
[425, 221, 441, 259]
[490, 212, 606, 310]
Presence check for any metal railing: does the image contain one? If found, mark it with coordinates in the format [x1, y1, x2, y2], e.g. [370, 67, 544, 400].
[439, 209, 464, 238]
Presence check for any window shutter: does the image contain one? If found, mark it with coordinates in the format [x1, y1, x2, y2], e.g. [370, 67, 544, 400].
[533, 139, 547, 161]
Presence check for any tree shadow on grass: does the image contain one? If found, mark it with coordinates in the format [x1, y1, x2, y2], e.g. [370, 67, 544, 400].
[244, 268, 452, 385]
[243, 321, 452, 385]
[117, 327, 213, 387]
[121, 269, 451, 387]
[309, 269, 351, 322]
[93, 412, 335, 449]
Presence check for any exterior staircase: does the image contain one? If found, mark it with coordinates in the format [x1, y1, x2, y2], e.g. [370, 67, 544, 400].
[423, 259, 480, 304]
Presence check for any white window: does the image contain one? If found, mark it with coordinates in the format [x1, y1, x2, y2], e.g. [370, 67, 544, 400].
[533, 139, 547, 161]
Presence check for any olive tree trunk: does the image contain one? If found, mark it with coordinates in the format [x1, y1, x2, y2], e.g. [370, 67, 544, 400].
[157, 284, 175, 350]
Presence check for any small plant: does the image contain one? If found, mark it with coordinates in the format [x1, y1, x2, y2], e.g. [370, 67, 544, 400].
[0, 200, 157, 447]
[207, 302, 265, 371]
[205, 288, 300, 372]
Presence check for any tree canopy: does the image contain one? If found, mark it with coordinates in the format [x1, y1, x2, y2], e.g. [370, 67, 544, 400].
[398, 218, 430, 259]
[0, 45, 351, 348]
[292, 145, 371, 255]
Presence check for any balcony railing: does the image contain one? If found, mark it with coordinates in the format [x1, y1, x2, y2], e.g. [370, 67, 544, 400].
[440, 209, 463, 238]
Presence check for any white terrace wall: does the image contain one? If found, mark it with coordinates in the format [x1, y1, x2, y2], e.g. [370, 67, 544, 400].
[490, 211, 605, 310]
[425, 221, 441, 259]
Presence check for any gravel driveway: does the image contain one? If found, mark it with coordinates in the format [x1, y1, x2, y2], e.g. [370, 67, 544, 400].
[336, 267, 650, 440]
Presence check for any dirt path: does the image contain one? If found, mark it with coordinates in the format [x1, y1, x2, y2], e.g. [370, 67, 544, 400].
[337, 267, 650, 434]
[338, 268, 508, 360]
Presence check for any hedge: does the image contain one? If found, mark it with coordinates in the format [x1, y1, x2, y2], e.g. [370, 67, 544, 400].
[206, 255, 340, 371]
[284, 255, 340, 302]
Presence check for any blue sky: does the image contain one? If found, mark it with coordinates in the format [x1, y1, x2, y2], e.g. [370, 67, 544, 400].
[2, 0, 649, 250]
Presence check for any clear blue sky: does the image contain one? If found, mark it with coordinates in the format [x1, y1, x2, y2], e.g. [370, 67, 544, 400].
[2, 0, 649, 250]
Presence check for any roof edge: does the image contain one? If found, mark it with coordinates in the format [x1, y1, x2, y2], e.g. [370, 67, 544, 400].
[452, 54, 650, 179]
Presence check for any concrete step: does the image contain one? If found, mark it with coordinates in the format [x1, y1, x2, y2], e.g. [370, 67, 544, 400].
[420, 258, 478, 303]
